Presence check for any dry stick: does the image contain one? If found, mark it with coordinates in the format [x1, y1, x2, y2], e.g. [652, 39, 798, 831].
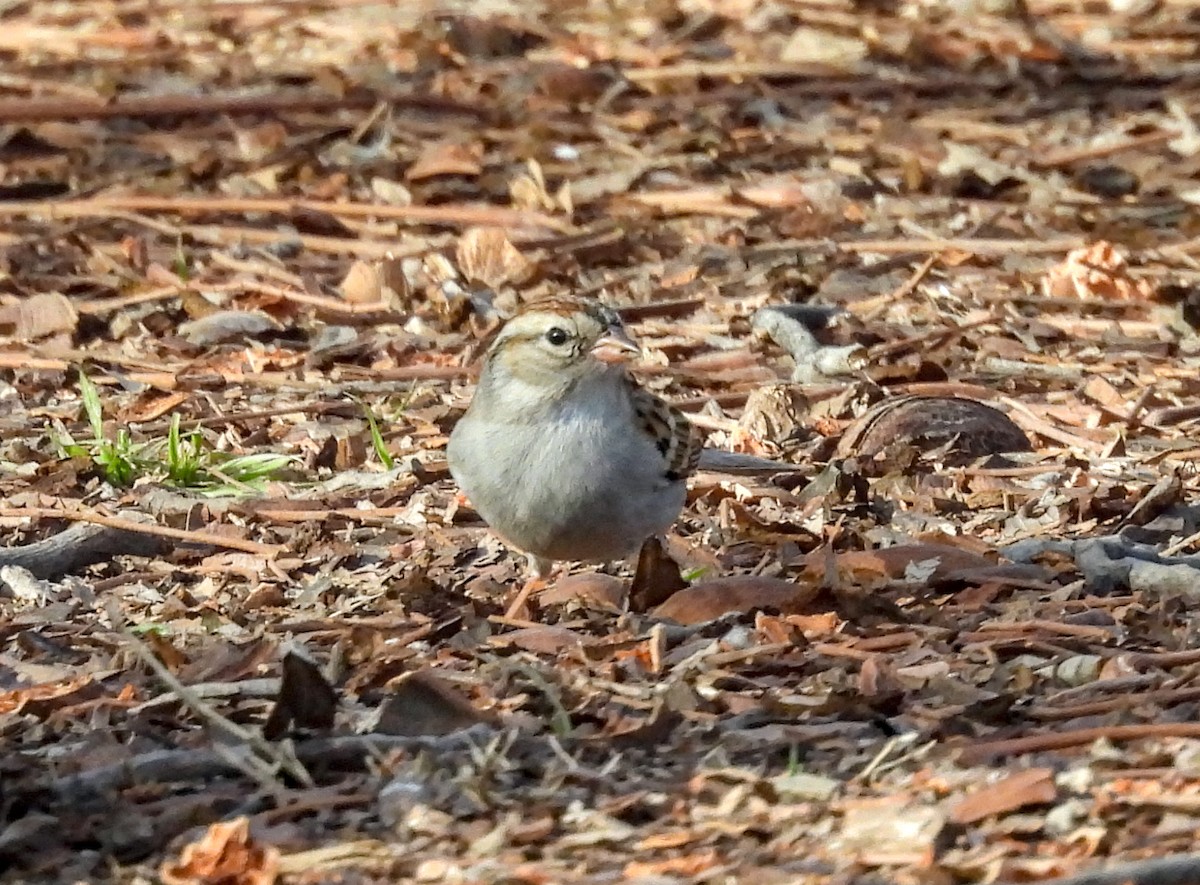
[74, 206, 444, 260]
[958, 723, 1200, 764]
[1034, 130, 1178, 168]
[849, 252, 940, 319]
[135, 400, 360, 435]
[75, 284, 187, 316]
[867, 315, 998, 361]
[47, 728, 494, 799]
[1163, 527, 1200, 557]
[0, 353, 180, 391]
[0, 196, 571, 232]
[1008, 854, 1200, 885]
[622, 60, 848, 82]
[0, 89, 482, 124]
[744, 235, 1086, 258]
[999, 397, 1110, 454]
[0, 507, 282, 557]
[182, 223, 442, 258]
[120, 623, 313, 789]
[79, 277, 404, 319]
[1026, 686, 1200, 722]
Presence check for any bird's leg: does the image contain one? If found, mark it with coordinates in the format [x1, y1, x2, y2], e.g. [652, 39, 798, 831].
[504, 554, 554, 620]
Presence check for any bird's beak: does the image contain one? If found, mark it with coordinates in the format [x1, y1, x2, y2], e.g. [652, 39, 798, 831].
[590, 325, 641, 364]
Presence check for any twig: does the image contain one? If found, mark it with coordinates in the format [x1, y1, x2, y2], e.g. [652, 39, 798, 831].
[44, 728, 497, 800]
[1003, 854, 1200, 885]
[958, 723, 1200, 764]
[0, 196, 572, 233]
[0, 518, 168, 580]
[0, 89, 483, 124]
[0, 507, 283, 557]
[120, 624, 313, 789]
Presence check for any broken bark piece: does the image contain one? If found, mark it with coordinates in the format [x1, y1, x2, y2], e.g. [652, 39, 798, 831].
[836, 395, 1030, 469]
[0, 519, 172, 580]
[751, 305, 866, 382]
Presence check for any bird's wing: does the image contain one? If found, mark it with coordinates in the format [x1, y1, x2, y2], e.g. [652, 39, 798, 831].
[629, 384, 704, 482]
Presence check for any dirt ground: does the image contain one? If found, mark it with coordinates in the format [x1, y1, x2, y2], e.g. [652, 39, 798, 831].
[3, 1, 1200, 883]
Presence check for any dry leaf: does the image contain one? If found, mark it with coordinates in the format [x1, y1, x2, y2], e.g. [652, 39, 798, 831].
[339, 260, 383, 305]
[1042, 242, 1156, 301]
[159, 817, 279, 885]
[780, 27, 868, 68]
[338, 257, 407, 306]
[455, 226, 532, 289]
[490, 624, 592, 654]
[263, 648, 337, 739]
[948, 768, 1058, 824]
[0, 292, 78, 341]
[836, 802, 944, 857]
[177, 310, 281, 345]
[624, 849, 720, 878]
[405, 141, 482, 180]
[371, 669, 494, 736]
[629, 536, 686, 613]
[652, 576, 819, 625]
[539, 573, 626, 610]
[369, 176, 412, 206]
[836, 396, 1031, 467]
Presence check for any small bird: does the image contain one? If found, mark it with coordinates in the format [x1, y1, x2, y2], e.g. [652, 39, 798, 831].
[447, 296, 704, 586]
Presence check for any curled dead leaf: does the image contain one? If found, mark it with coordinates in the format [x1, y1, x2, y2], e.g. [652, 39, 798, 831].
[455, 227, 532, 289]
[1042, 241, 1156, 301]
[735, 384, 810, 456]
[338, 257, 407, 306]
[159, 816, 279, 885]
[490, 624, 592, 654]
[263, 648, 337, 740]
[837, 395, 1030, 469]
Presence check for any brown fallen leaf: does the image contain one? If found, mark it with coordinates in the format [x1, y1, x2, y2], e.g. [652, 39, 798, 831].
[812, 543, 996, 583]
[539, 572, 626, 610]
[159, 816, 279, 885]
[624, 849, 720, 879]
[629, 536, 686, 612]
[2, 675, 102, 717]
[652, 576, 819, 625]
[455, 226, 532, 289]
[836, 395, 1030, 468]
[262, 648, 337, 739]
[490, 624, 592, 654]
[405, 140, 482, 180]
[837, 801, 945, 859]
[0, 292, 78, 341]
[371, 669, 495, 736]
[1042, 241, 1156, 301]
[947, 767, 1057, 825]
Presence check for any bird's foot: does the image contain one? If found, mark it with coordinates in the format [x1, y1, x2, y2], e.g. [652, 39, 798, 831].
[503, 577, 546, 620]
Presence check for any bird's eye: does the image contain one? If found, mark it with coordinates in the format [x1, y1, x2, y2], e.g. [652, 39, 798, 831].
[545, 327, 569, 346]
